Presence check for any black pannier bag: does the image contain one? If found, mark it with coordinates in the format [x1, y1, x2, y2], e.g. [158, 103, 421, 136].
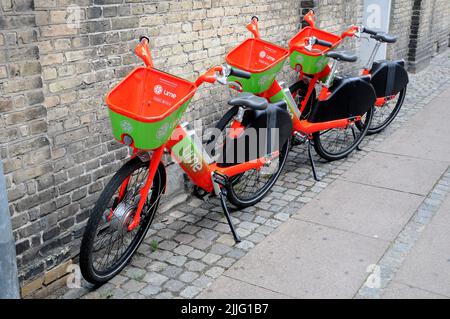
[370, 60, 409, 98]
[309, 75, 376, 123]
[218, 102, 292, 166]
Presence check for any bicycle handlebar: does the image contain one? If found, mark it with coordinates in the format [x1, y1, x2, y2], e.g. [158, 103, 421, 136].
[315, 38, 333, 48]
[135, 35, 153, 67]
[229, 67, 251, 79]
[362, 27, 378, 36]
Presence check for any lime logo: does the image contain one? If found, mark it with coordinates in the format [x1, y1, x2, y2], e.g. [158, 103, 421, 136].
[258, 75, 272, 86]
[316, 58, 328, 69]
[154, 84, 163, 95]
[120, 120, 133, 133]
[156, 122, 171, 141]
[259, 50, 266, 58]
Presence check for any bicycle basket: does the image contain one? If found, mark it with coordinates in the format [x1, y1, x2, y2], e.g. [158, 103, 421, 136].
[288, 27, 341, 75]
[106, 67, 196, 150]
[225, 38, 289, 94]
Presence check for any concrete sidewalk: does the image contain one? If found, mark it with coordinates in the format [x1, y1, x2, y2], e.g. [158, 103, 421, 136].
[199, 87, 450, 299]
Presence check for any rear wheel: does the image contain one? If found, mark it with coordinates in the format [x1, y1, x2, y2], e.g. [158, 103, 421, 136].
[211, 107, 290, 208]
[313, 105, 374, 161]
[226, 138, 290, 207]
[367, 87, 406, 135]
[80, 157, 165, 285]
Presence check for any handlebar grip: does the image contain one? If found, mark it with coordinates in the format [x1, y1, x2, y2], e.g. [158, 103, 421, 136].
[139, 35, 150, 43]
[315, 39, 333, 48]
[363, 27, 378, 36]
[229, 67, 251, 79]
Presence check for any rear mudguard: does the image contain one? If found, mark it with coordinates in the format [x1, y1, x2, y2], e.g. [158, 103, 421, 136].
[218, 102, 292, 167]
[370, 60, 409, 98]
[309, 75, 376, 123]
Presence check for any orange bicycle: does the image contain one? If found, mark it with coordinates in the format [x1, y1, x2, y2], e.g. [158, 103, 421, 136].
[302, 10, 409, 135]
[79, 36, 292, 284]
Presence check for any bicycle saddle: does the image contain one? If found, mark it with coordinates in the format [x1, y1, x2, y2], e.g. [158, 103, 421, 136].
[228, 93, 268, 111]
[326, 51, 358, 63]
[372, 33, 397, 43]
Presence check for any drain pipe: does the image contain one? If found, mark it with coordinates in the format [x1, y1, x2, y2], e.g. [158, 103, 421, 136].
[0, 161, 20, 298]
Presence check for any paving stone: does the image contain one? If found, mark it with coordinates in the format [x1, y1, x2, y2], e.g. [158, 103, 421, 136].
[205, 267, 225, 279]
[173, 244, 194, 256]
[196, 229, 219, 241]
[227, 248, 246, 259]
[202, 253, 221, 264]
[236, 240, 254, 251]
[146, 261, 167, 272]
[163, 279, 185, 293]
[216, 234, 235, 246]
[123, 267, 146, 280]
[150, 250, 173, 262]
[209, 243, 232, 255]
[122, 279, 146, 293]
[182, 225, 201, 234]
[217, 257, 236, 268]
[246, 232, 266, 244]
[162, 266, 183, 278]
[180, 286, 202, 298]
[158, 240, 178, 251]
[174, 233, 196, 244]
[142, 272, 168, 285]
[155, 292, 174, 299]
[140, 284, 161, 296]
[179, 271, 200, 283]
[187, 249, 206, 260]
[109, 274, 128, 286]
[190, 238, 212, 250]
[185, 260, 207, 272]
[157, 229, 177, 239]
[192, 275, 213, 288]
[167, 255, 187, 267]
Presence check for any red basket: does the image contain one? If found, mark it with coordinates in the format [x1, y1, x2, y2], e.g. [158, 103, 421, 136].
[226, 38, 289, 73]
[288, 27, 341, 56]
[106, 67, 197, 150]
[107, 67, 196, 123]
[225, 38, 289, 93]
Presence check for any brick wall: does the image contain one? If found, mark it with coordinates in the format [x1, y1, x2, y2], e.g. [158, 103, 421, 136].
[1, 0, 449, 296]
[388, 0, 415, 61]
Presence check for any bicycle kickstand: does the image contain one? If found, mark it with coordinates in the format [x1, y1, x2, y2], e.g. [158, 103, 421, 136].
[351, 126, 362, 151]
[308, 140, 320, 181]
[212, 173, 241, 243]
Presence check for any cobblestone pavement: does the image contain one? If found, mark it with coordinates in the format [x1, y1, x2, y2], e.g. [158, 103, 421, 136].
[53, 50, 450, 299]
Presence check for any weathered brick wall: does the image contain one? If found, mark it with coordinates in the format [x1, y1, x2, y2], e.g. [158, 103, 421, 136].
[406, 0, 450, 72]
[1, 0, 449, 296]
[388, 0, 414, 61]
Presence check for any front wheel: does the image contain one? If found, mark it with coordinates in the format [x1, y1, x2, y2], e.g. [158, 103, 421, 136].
[80, 156, 165, 285]
[313, 105, 374, 161]
[367, 87, 406, 135]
